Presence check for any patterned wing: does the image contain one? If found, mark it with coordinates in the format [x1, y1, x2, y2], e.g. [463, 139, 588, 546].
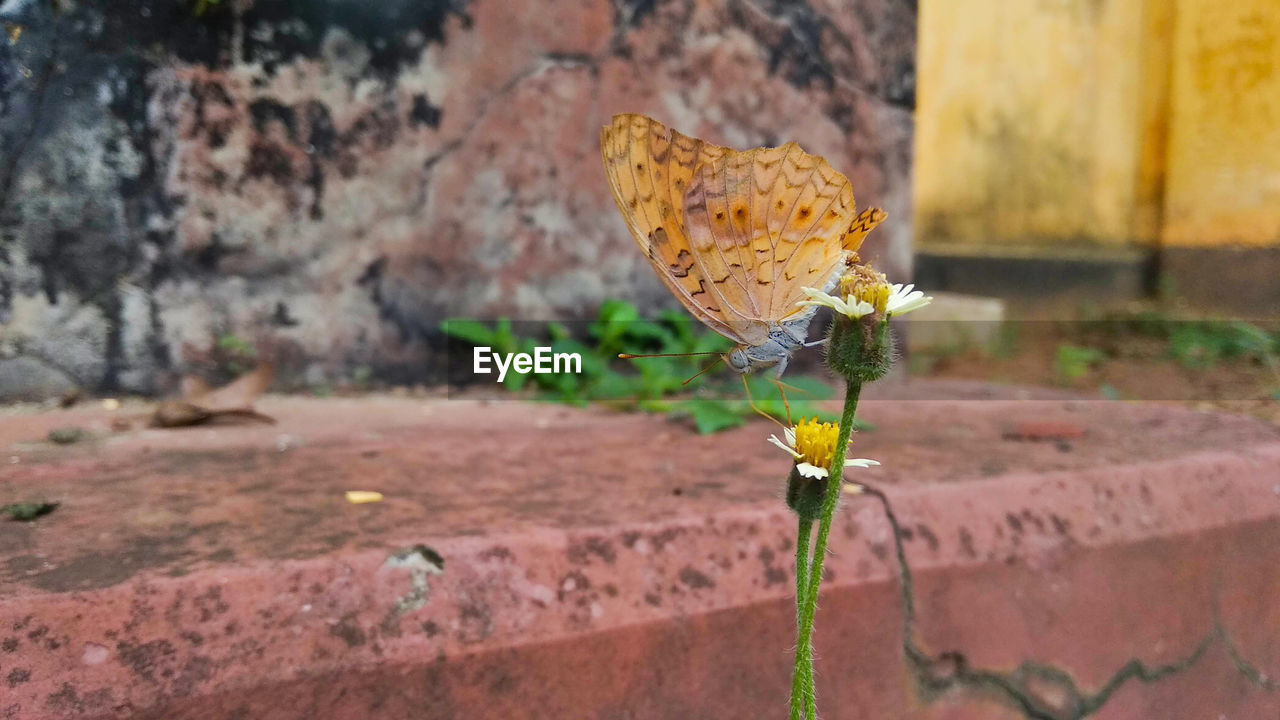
[686, 140, 862, 321]
[841, 207, 888, 255]
[600, 114, 768, 346]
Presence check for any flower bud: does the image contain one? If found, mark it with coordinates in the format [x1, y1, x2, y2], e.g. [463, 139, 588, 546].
[786, 466, 828, 521]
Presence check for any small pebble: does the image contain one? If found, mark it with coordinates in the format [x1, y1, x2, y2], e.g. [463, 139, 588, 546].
[47, 426, 90, 445]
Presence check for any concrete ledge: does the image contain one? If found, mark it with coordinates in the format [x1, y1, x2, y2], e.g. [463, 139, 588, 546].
[1160, 246, 1280, 317]
[914, 244, 1155, 312]
[1, 386, 1279, 718]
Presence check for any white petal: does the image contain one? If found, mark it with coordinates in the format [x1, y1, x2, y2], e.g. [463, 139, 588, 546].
[798, 287, 839, 307]
[784, 426, 797, 446]
[796, 462, 829, 479]
[885, 286, 932, 317]
[841, 483, 866, 495]
[847, 299, 875, 319]
[768, 434, 803, 459]
[843, 458, 881, 468]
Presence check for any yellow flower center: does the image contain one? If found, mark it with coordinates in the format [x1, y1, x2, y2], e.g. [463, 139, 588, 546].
[794, 417, 842, 469]
[839, 264, 890, 314]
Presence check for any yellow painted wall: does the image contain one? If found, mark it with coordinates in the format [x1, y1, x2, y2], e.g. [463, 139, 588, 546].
[915, 0, 1280, 251]
[1163, 0, 1280, 247]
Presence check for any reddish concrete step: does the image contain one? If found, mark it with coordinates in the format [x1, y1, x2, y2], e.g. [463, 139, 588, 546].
[1, 383, 1278, 719]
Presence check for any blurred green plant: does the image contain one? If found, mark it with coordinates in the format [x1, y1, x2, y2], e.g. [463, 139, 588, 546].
[441, 300, 858, 434]
[1054, 344, 1106, 384]
[1101, 310, 1278, 370]
[1166, 321, 1277, 370]
[215, 332, 257, 377]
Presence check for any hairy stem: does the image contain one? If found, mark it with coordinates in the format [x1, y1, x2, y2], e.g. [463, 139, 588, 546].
[790, 381, 863, 720]
[790, 518, 814, 719]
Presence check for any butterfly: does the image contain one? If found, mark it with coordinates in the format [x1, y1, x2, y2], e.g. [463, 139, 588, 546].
[600, 113, 886, 377]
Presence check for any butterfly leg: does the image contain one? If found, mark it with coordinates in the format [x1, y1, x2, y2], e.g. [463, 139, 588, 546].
[774, 376, 794, 426]
[768, 356, 795, 425]
[741, 374, 785, 428]
[801, 338, 828, 349]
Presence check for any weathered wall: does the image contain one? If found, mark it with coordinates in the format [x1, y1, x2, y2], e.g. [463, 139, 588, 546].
[1162, 0, 1280, 248]
[0, 0, 915, 400]
[914, 0, 1169, 248]
[915, 0, 1280, 254]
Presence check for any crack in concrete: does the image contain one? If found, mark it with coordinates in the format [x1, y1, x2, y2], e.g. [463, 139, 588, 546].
[858, 485, 1274, 719]
[1216, 614, 1279, 692]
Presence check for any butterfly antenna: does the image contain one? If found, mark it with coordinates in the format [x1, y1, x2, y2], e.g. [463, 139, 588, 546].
[742, 374, 786, 429]
[681, 355, 725, 386]
[618, 351, 723, 359]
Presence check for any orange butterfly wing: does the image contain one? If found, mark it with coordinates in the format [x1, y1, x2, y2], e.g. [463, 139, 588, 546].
[601, 114, 763, 345]
[841, 207, 888, 255]
[685, 142, 870, 322]
[602, 114, 885, 345]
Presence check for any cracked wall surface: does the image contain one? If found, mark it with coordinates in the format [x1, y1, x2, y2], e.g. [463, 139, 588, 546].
[0, 0, 915, 400]
[861, 485, 1280, 719]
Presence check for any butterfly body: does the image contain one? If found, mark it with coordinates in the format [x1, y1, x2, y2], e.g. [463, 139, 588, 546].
[725, 264, 844, 376]
[601, 114, 884, 377]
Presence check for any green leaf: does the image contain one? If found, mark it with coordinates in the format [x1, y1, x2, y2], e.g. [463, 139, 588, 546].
[547, 322, 571, 342]
[620, 319, 675, 347]
[692, 331, 733, 355]
[682, 399, 747, 434]
[440, 319, 496, 347]
[590, 299, 641, 352]
[587, 371, 648, 400]
[658, 309, 695, 348]
[780, 375, 835, 400]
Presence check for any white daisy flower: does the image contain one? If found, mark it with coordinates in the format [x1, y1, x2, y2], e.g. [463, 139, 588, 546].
[767, 418, 880, 480]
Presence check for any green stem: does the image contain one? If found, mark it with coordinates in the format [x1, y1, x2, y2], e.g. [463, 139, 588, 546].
[792, 380, 863, 720]
[790, 518, 813, 719]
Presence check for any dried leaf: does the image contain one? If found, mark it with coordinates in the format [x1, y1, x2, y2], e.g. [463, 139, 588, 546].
[188, 362, 274, 409]
[150, 363, 277, 428]
[151, 401, 275, 428]
[2, 502, 58, 522]
[180, 376, 213, 400]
